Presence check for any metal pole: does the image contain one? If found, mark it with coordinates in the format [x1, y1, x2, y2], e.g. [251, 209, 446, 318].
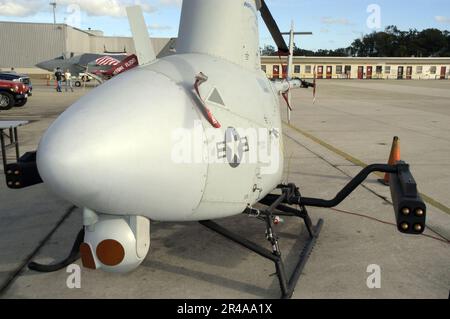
[14, 127, 20, 161]
[281, 28, 313, 111]
[287, 20, 294, 124]
[50, 2, 57, 24]
[84, 66, 88, 90]
[0, 129, 7, 169]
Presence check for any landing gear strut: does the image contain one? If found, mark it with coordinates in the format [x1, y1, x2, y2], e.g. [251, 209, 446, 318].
[199, 162, 426, 299]
[200, 184, 323, 299]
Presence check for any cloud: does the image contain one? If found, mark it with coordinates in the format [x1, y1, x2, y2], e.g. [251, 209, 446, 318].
[57, 0, 157, 17]
[321, 17, 353, 26]
[147, 23, 171, 30]
[0, 0, 180, 18]
[435, 16, 450, 24]
[0, 0, 42, 17]
[158, 0, 182, 6]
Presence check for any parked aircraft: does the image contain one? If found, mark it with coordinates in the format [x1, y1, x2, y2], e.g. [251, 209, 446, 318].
[36, 53, 129, 77]
[36, 38, 177, 77]
[4, 0, 426, 299]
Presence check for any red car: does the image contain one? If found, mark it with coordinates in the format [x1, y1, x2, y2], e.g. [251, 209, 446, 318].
[0, 80, 29, 110]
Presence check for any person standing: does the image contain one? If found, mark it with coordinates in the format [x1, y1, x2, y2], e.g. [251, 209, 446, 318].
[55, 67, 63, 92]
[65, 69, 74, 92]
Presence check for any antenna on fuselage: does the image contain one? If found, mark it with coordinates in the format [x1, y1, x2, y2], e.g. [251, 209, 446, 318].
[126, 6, 156, 66]
[281, 22, 313, 123]
[259, 1, 314, 123]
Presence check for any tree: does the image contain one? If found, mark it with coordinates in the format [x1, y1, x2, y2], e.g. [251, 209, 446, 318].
[292, 44, 315, 56]
[261, 45, 276, 56]
[348, 26, 449, 57]
[260, 26, 450, 57]
[416, 29, 448, 56]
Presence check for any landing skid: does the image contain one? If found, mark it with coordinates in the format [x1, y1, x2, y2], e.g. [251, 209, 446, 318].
[27, 190, 322, 299]
[27, 163, 426, 298]
[201, 183, 323, 299]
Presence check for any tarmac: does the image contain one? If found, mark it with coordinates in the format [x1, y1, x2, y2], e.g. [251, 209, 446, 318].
[0, 79, 449, 299]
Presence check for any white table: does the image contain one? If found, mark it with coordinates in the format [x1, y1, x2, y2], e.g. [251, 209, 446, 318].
[0, 120, 29, 169]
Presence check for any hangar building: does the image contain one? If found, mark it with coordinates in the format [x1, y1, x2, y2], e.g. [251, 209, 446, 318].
[1, 21, 449, 80]
[0, 21, 175, 74]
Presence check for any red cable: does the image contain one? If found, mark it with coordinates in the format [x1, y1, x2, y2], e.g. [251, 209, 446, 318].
[194, 75, 221, 129]
[329, 208, 450, 244]
[281, 88, 293, 111]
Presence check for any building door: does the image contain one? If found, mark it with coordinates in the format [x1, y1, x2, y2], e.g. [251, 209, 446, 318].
[440, 67, 447, 80]
[326, 66, 333, 79]
[317, 66, 324, 79]
[282, 64, 288, 79]
[273, 65, 280, 79]
[406, 66, 413, 80]
[397, 66, 404, 79]
[358, 66, 364, 79]
[366, 66, 373, 79]
[345, 65, 352, 79]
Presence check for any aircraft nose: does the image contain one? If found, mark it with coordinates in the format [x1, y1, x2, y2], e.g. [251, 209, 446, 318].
[37, 69, 207, 220]
[36, 59, 54, 71]
[35, 62, 46, 69]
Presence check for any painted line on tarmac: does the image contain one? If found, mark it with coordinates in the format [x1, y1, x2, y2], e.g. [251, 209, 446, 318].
[0, 116, 42, 120]
[0, 205, 77, 296]
[284, 122, 450, 216]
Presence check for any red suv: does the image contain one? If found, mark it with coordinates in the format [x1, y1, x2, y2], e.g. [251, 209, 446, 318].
[0, 80, 30, 110]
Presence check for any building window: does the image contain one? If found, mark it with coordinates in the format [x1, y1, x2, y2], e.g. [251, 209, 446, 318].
[416, 66, 423, 74]
[261, 65, 267, 73]
[376, 66, 383, 74]
[305, 65, 312, 73]
[336, 65, 343, 74]
[430, 66, 437, 74]
[344, 65, 351, 74]
[385, 66, 391, 74]
[294, 65, 301, 74]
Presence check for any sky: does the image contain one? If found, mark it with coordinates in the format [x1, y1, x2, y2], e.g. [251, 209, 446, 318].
[0, 0, 449, 51]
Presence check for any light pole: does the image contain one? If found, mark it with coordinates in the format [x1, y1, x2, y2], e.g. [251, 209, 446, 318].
[50, 2, 57, 24]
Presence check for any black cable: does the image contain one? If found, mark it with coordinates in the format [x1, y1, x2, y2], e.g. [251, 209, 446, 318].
[28, 228, 84, 272]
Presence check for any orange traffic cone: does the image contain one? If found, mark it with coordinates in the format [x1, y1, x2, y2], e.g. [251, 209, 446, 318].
[378, 136, 401, 186]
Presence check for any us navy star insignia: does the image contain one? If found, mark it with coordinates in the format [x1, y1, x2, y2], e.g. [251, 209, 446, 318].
[217, 127, 250, 168]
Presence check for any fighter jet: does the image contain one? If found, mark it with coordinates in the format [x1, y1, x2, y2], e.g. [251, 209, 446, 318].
[36, 53, 129, 77]
[4, 0, 426, 299]
[36, 38, 177, 77]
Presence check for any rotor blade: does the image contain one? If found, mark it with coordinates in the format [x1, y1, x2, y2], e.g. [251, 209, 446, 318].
[281, 32, 313, 35]
[126, 5, 156, 65]
[259, 0, 289, 54]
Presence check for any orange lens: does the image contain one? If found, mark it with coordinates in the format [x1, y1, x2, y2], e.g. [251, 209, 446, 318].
[96, 239, 125, 266]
